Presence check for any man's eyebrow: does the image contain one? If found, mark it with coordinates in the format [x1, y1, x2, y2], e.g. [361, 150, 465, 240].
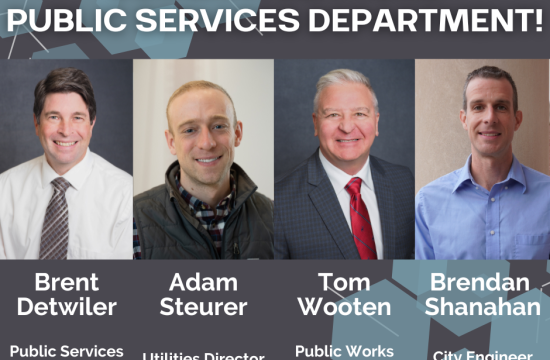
[175, 115, 230, 131]
[351, 107, 371, 114]
[321, 107, 371, 114]
[43, 110, 61, 116]
[176, 119, 198, 131]
[469, 99, 511, 106]
[321, 108, 341, 114]
[43, 110, 89, 117]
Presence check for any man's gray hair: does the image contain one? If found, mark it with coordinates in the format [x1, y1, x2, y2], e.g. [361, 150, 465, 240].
[313, 69, 379, 114]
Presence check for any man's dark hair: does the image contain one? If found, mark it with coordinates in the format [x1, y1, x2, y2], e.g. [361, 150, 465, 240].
[462, 66, 518, 113]
[33, 67, 96, 124]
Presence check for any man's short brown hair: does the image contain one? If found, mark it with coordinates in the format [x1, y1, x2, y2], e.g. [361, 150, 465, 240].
[33, 67, 96, 124]
[166, 80, 237, 133]
[463, 66, 518, 113]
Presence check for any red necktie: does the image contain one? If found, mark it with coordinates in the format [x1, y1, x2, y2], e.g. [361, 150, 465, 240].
[345, 177, 377, 260]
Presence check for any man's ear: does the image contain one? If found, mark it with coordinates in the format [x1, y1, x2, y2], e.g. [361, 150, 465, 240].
[165, 129, 177, 156]
[234, 121, 243, 147]
[375, 112, 380, 137]
[312, 113, 318, 136]
[459, 109, 468, 130]
[34, 114, 39, 136]
[514, 110, 523, 131]
[90, 117, 96, 133]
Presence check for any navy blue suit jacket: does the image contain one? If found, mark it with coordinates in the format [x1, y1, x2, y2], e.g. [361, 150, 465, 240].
[275, 150, 414, 259]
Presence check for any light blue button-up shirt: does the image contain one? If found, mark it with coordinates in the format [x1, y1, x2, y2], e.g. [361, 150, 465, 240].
[415, 155, 550, 259]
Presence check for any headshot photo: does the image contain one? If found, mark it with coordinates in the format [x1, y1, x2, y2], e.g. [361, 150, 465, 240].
[274, 60, 415, 260]
[415, 59, 550, 260]
[133, 59, 274, 260]
[0, 60, 133, 259]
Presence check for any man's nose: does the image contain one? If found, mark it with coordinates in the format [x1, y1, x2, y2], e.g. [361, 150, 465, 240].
[484, 107, 498, 124]
[338, 115, 355, 133]
[197, 128, 216, 150]
[57, 119, 73, 136]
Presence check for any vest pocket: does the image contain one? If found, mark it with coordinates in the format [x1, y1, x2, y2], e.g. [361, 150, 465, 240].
[514, 234, 550, 260]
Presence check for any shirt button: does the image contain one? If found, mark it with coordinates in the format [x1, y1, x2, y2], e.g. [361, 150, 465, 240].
[491, 198, 495, 202]
[505, 186, 508, 190]
[475, 187, 479, 190]
[490, 230, 495, 235]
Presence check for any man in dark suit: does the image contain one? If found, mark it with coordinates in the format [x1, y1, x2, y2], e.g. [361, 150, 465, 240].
[275, 69, 414, 259]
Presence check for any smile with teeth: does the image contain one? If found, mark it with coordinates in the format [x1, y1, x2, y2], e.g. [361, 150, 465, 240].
[479, 133, 501, 137]
[54, 141, 77, 146]
[196, 156, 222, 163]
[337, 139, 359, 142]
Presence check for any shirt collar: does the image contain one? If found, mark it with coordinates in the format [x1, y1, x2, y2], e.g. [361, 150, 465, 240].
[175, 170, 237, 214]
[41, 148, 93, 191]
[319, 150, 374, 195]
[452, 154, 526, 193]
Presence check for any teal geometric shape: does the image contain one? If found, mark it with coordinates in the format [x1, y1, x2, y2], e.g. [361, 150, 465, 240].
[490, 289, 550, 357]
[472, 274, 493, 299]
[393, 260, 448, 296]
[134, 4, 193, 58]
[452, 348, 470, 358]
[332, 280, 431, 359]
[176, 0, 261, 29]
[97, 0, 120, 7]
[0, 0, 43, 39]
[80, 0, 175, 55]
[32, 44, 89, 59]
[417, 261, 510, 337]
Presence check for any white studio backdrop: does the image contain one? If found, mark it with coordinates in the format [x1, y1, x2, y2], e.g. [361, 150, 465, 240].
[133, 59, 274, 199]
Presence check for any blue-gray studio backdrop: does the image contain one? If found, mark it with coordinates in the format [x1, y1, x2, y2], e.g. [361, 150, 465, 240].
[275, 59, 414, 181]
[0, 59, 133, 175]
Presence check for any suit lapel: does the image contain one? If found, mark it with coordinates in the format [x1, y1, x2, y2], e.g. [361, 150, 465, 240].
[370, 156, 395, 259]
[307, 151, 360, 259]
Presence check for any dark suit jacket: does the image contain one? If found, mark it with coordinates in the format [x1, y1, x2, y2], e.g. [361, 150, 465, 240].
[275, 149, 414, 259]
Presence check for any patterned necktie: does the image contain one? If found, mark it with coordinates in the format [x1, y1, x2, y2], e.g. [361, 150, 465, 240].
[345, 177, 377, 260]
[39, 177, 71, 260]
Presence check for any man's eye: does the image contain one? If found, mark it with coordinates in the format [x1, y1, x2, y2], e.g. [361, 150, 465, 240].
[356, 112, 366, 117]
[327, 113, 339, 118]
[496, 105, 507, 111]
[214, 124, 226, 129]
[473, 105, 482, 111]
[50, 116, 59, 120]
[183, 129, 195, 134]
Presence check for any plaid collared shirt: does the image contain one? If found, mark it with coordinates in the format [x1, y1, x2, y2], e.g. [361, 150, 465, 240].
[133, 171, 237, 259]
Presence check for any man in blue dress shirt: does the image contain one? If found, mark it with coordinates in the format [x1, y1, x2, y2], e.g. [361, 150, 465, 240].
[415, 66, 550, 260]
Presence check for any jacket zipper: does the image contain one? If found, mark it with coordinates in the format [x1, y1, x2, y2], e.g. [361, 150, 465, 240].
[172, 197, 219, 259]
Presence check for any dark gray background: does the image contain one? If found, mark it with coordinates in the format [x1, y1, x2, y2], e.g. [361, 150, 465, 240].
[0, 261, 548, 360]
[0, 1, 548, 59]
[275, 59, 414, 180]
[0, 60, 133, 175]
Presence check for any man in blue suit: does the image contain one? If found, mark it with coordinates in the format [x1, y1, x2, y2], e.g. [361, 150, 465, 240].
[275, 69, 414, 259]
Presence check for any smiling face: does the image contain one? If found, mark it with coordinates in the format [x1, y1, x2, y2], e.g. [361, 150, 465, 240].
[313, 82, 379, 175]
[460, 77, 522, 161]
[165, 88, 242, 190]
[34, 92, 95, 175]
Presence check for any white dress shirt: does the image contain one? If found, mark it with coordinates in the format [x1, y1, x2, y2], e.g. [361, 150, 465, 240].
[319, 151, 384, 259]
[0, 149, 132, 259]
